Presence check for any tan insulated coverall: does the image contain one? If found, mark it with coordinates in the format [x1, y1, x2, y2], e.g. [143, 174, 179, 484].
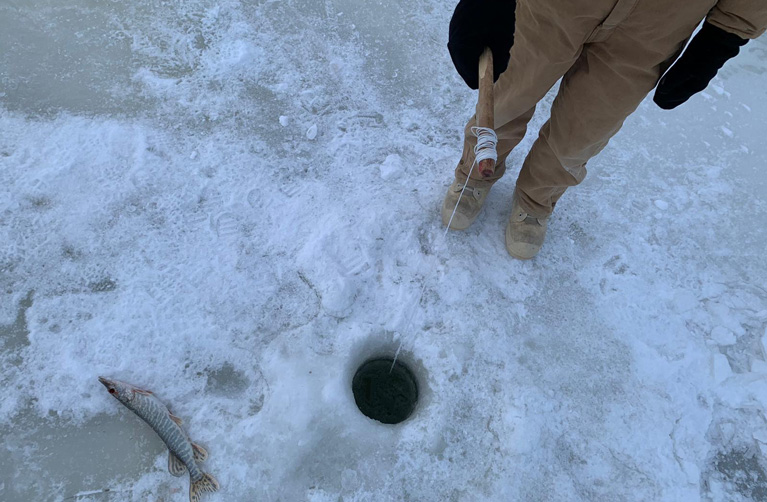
[456, 0, 767, 217]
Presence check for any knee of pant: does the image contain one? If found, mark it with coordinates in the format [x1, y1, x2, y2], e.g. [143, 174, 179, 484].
[546, 122, 615, 172]
[526, 136, 588, 185]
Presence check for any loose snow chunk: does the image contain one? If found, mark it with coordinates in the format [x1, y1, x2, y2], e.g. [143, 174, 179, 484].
[712, 354, 732, 384]
[306, 124, 318, 140]
[379, 154, 403, 181]
[720, 126, 733, 137]
[754, 429, 767, 445]
[710, 326, 737, 346]
[279, 115, 290, 127]
[653, 199, 669, 210]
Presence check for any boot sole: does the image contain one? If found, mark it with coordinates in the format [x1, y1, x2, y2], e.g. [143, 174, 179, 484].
[505, 225, 540, 260]
[441, 205, 480, 231]
[506, 248, 536, 260]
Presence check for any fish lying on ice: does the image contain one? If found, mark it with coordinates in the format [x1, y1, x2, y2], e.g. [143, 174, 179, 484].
[99, 377, 219, 502]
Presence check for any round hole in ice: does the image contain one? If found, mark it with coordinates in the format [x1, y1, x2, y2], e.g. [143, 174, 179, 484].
[352, 358, 418, 425]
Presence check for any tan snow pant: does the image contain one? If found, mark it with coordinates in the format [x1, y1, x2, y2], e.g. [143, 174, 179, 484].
[456, 0, 720, 217]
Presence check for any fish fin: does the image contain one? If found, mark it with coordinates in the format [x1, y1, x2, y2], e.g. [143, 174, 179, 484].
[134, 388, 153, 396]
[169, 413, 183, 426]
[168, 452, 187, 477]
[192, 443, 209, 462]
[189, 472, 219, 502]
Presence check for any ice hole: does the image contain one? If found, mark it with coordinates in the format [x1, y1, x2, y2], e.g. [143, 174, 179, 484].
[352, 358, 418, 425]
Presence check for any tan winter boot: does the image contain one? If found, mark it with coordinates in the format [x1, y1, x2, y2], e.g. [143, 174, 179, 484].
[441, 179, 492, 230]
[505, 190, 548, 260]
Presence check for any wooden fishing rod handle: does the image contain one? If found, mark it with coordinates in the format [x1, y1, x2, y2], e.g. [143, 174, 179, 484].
[477, 47, 496, 178]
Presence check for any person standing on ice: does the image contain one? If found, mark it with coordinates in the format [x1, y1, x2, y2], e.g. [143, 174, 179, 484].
[443, 0, 767, 259]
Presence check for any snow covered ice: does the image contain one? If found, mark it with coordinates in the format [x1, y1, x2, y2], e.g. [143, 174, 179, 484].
[2, 1, 767, 501]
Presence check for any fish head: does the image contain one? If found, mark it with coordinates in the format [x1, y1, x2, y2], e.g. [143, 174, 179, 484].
[99, 376, 146, 404]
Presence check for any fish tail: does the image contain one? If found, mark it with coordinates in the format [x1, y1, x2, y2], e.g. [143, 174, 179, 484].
[189, 472, 219, 502]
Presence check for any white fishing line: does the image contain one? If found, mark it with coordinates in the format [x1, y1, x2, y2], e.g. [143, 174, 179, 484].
[390, 126, 498, 372]
[471, 126, 498, 164]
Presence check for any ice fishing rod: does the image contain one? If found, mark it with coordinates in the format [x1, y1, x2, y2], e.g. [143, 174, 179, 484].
[475, 47, 497, 178]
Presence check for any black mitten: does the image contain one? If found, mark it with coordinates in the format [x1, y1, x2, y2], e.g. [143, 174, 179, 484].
[654, 22, 748, 110]
[448, 0, 517, 90]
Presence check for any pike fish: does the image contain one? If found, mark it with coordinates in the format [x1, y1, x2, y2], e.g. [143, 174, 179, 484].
[99, 377, 219, 502]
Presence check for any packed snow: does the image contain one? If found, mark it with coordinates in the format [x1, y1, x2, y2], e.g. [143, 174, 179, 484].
[1, 1, 767, 501]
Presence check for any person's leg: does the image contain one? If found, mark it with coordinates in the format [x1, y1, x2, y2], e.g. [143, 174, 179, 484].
[514, 0, 713, 217]
[454, 0, 619, 187]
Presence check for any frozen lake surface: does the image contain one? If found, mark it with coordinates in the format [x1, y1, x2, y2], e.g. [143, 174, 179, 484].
[2, 1, 767, 501]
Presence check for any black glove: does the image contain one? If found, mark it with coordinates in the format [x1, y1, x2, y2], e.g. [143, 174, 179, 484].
[448, 0, 516, 90]
[654, 22, 748, 110]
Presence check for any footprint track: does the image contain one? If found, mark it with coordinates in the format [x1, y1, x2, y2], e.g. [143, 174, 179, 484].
[216, 212, 240, 244]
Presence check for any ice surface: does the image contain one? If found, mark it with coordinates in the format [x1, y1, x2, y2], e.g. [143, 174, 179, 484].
[2, 1, 767, 501]
[761, 328, 767, 360]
